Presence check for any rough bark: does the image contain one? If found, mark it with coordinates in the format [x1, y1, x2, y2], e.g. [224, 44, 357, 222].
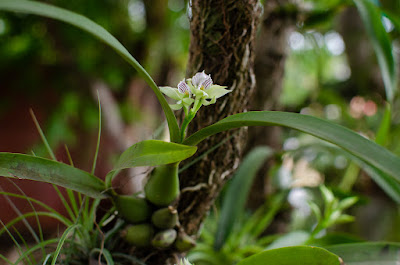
[178, 0, 262, 235]
[132, 2, 262, 263]
[246, 0, 296, 208]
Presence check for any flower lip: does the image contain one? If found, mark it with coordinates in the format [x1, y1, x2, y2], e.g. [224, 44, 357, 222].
[192, 70, 213, 90]
[177, 79, 191, 95]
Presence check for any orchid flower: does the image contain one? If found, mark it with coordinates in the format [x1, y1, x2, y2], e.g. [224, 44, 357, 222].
[159, 71, 231, 142]
[159, 79, 194, 115]
[189, 71, 231, 107]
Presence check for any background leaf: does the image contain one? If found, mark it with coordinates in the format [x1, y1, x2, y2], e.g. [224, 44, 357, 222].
[0, 153, 106, 198]
[214, 146, 273, 250]
[236, 246, 342, 265]
[183, 111, 400, 184]
[326, 242, 400, 265]
[0, 0, 180, 142]
[354, 0, 397, 102]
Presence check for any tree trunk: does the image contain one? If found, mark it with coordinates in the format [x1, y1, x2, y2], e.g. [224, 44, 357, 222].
[178, 0, 262, 238]
[246, 0, 296, 208]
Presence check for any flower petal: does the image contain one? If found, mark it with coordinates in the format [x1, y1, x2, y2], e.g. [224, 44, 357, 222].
[169, 103, 183, 110]
[192, 70, 210, 88]
[177, 80, 191, 95]
[206, 85, 231, 99]
[192, 87, 208, 98]
[182, 97, 195, 105]
[201, 97, 216, 106]
[160, 86, 182, 100]
[202, 76, 213, 89]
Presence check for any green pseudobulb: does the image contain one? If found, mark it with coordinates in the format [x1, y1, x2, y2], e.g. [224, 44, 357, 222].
[151, 207, 178, 229]
[145, 163, 180, 206]
[151, 229, 177, 248]
[124, 224, 154, 247]
[113, 194, 152, 223]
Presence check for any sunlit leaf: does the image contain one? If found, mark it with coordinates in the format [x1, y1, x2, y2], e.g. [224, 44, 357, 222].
[0, 153, 106, 198]
[183, 111, 400, 184]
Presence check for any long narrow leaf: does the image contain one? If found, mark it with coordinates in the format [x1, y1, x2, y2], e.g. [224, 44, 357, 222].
[0, 153, 107, 198]
[14, 238, 59, 265]
[0, 191, 73, 227]
[0, 0, 180, 142]
[51, 224, 80, 265]
[326, 242, 400, 265]
[354, 0, 397, 102]
[183, 111, 400, 183]
[214, 147, 273, 250]
[90, 248, 115, 265]
[375, 103, 391, 146]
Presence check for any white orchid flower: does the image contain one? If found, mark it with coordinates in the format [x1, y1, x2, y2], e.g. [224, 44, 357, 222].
[159, 71, 231, 117]
[189, 71, 231, 106]
[160, 79, 194, 113]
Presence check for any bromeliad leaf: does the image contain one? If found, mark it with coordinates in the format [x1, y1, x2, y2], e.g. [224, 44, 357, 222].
[214, 146, 273, 250]
[236, 246, 342, 265]
[183, 111, 400, 184]
[0, 153, 106, 198]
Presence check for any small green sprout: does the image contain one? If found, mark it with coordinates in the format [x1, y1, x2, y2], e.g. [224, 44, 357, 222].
[309, 185, 358, 238]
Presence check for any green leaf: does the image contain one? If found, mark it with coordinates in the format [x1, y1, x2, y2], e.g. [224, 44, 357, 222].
[237, 246, 342, 265]
[0, 153, 106, 198]
[0, 0, 180, 142]
[51, 224, 80, 265]
[326, 242, 400, 265]
[183, 111, 400, 183]
[359, 160, 400, 203]
[375, 103, 391, 146]
[214, 147, 273, 250]
[354, 0, 397, 102]
[106, 140, 197, 187]
[114, 140, 197, 170]
[266, 231, 311, 250]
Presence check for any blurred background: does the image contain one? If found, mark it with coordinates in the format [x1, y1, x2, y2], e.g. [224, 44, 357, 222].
[0, 0, 400, 261]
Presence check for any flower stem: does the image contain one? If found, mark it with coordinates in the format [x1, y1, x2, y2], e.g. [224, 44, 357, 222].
[180, 114, 194, 142]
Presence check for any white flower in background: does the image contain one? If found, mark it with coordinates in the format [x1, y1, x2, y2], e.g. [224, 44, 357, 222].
[160, 71, 231, 113]
[176, 258, 193, 265]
